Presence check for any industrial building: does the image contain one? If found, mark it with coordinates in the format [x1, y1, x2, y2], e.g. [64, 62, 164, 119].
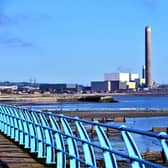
[90, 25, 153, 92]
[91, 81, 110, 92]
[104, 73, 130, 82]
[91, 80, 128, 93]
[104, 72, 139, 82]
[129, 73, 139, 82]
[91, 72, 139, 92]
[39, 83, 78, 93]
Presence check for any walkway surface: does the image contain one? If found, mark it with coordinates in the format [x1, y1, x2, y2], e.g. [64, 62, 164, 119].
[0, 133, 52, 168]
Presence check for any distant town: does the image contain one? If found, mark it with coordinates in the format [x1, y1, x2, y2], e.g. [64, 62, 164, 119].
[0, 71, 167, 96]
[0, 26, 168, 96]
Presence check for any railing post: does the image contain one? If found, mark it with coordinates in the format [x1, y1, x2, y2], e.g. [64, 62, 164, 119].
[60, 115, 80, 168]
[10, 107, 20, 142]
[159, 132, 168, 161]
[0, 105, 7, 133]
[3, 106, 15, 139]
[38, 112, 55, 164]
[24, 109, 37, 153]
[75, 117, 96, 167]
[119, 125, 145, 168]
[49, 115, 66, 168]
[31, 112, 45, 158]
[94, 121, 118, 168]
[14, 107, 24, 145]
[2, 106, 10, 136]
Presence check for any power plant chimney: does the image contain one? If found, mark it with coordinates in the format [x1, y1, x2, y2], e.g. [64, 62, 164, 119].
[145, 26, 152, 88]
[142, 65, 145, 79]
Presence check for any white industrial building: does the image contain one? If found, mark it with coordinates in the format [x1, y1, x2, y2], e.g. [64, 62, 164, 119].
[104, 72, 139, 82]
[104, 73, 129, 82]
[91, 72, 140, 92]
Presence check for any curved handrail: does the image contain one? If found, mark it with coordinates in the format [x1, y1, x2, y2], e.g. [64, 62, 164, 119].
[0, 104, 167, 168]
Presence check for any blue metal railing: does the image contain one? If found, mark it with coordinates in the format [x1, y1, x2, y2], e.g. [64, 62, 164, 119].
[0, 104, 168, 168]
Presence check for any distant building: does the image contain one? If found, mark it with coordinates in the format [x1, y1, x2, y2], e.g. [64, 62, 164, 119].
[104, 72, 139, 82]
[17, 86, 40, 93]
[91, 81, 110, 92]
[91, 80, 128, 92]
[129, 73, 139, 82]
[136, 78, 146, 88]
[110, 81, 127, 91]
[80, 86, 91, 93]
[39, 83, 78, 93]
[103, 72, 139, 91]
[104, 72, 130, 82]
[0, 85, 18, 91]
[126, 82, 136, 90]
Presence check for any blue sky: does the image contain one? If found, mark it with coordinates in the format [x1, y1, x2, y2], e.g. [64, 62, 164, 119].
[0, 0, 168, 84]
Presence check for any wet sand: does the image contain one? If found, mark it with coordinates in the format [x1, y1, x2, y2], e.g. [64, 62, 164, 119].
[54, 110, 168, 119]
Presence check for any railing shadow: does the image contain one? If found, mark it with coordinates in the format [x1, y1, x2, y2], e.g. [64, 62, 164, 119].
[0, 161, 9, 168]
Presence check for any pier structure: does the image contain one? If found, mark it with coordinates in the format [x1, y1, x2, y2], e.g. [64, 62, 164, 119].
[0, 105, 168, 168]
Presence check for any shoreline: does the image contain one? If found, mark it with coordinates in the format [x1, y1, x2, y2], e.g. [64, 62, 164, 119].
[49, 110, 168, 119]
[0, 92, 168, 102]
[0, 94, 168, 119]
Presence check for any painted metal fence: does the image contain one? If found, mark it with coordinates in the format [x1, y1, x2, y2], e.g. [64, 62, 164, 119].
[0, 104, 167, 168]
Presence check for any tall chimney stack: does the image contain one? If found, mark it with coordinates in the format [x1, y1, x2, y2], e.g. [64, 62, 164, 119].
[142, 65, 145, 79]
[145, 26, 152, 88]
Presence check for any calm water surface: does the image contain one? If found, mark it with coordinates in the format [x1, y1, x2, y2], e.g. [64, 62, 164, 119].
[19, 95, 168, 111]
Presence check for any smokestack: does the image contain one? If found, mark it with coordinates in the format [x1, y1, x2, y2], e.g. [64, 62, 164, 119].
[145, 26, 152, 88]
[142, 65, 145, 79]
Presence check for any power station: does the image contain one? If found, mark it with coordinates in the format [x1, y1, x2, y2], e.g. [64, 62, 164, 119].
[91, 26, 154, 92]
[145, 26, 152, 88]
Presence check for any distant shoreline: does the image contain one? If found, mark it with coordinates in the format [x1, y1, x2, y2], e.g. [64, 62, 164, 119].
[0, 94, 168, 119]
[0, 92, 168, 102]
